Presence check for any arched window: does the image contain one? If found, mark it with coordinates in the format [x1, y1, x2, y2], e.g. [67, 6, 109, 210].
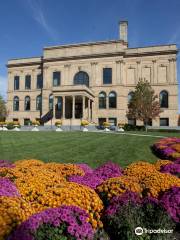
[74, 71, 89, 87]
[128, 91, 134, 103]
[109, 91, 117, 108]
[160, 90, 168, 108]
[49, 94, 53, 110]
[13, 96, 19, 111]
[99, 92, 106, 109]
[36, 95, 42, 111]
[24, 96, 30, 111]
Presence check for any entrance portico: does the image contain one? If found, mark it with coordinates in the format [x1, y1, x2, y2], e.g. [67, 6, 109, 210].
[52, 85, 94, 124]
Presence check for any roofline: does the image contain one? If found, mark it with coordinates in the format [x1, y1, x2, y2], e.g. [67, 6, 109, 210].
[128, 43, 177, 50]
[44, 39, 128, 50]
[8, 56, 42, 61]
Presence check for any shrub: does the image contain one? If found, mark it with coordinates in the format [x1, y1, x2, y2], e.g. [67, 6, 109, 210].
[0, 196, 35, 239]
[104, 194, 176, 240]
[81, 120, 89, 127]
[123, 124, 145, 131]
[55, 120, 62, 126]
[160, 187, 180, 223]
[0, 160, 15, 168]
[32, 120, 40, 126]
[160, 163, 180, 177]
[103, 122, 110, 128]
[69, 162, 123, 189]
[9, 206, 95, 240]
[96, 176, 142, 204]
[0, 177, 20, 197]
[152, 137, 180, 161]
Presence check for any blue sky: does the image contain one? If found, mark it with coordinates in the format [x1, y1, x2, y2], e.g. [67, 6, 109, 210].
[0, 0, 179, 110]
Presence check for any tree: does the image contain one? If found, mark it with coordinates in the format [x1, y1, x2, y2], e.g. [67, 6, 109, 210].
[0, 95, 7, 121]
[127, 79, 162, 131]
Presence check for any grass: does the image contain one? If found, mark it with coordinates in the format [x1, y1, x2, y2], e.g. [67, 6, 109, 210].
[0, 131, 179, 168]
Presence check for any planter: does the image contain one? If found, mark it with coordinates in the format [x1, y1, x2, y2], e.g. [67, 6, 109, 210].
[56, 125, 63, 131]
[32, 126, 39, 131]
[104, 128, 110, 132]
[82, 127, 88, 132]
[13, 125, 20, 131]
[2, 125, 8, 131]
[118, 127, 125, 132]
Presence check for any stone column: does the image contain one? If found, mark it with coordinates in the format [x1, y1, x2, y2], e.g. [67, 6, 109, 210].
[136, 60, 141, 84]
[64, 64, 71, 85]
[120, 60, 124, 84]
[62, 96, 65, 119]
[116, 60, 121, 84]
[72, 96, 75, 119]
[88, 98, 91, 121]
[82, 96, 86, 119]
[53, 97, 56, 119]
[152, 60, 157, 84]
[32, 69, 36, 90]
[91, 62, 98, 86]
[173, 58, 177, 83]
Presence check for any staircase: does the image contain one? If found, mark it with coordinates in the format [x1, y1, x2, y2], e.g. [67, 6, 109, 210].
[40, 110, 53, 124]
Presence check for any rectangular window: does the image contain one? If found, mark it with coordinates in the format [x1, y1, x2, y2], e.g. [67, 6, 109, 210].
[103, 68, 112, 84]
[160, 118, 169, 126]
[128, 118, 136, 126]
[37, 74, 43, 89]
[98, 118, 106, 126]
[25, 75, 31, 89]
[13, 118, 18, 122]
[14, 76, 19, 90]
[53, 71, 61, 86]
[24, 118, 30, 126]
[109, 118, 117, 126]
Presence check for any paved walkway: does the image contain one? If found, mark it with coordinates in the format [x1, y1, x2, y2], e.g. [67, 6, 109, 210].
[95, 130, 166, 138]
[115, 132, 166, 138]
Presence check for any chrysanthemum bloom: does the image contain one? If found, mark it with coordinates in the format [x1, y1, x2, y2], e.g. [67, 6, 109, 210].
[9, 205, 95, 240]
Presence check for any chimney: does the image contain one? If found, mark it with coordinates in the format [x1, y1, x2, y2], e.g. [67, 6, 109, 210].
[119, 21, 128, 43]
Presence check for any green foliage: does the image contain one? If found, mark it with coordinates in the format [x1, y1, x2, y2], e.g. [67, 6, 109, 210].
[93, 229, 110, 240]
[123, 124, 145, 131]
[34, 223, 76, 240]
[127, 79, 162, 128]
[0, 95, 7, 121]
[104, 202, 176, 240]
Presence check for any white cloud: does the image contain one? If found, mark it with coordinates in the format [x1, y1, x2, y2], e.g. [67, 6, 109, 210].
[27, 0, 58, 40]
[0, 75, 7, 99]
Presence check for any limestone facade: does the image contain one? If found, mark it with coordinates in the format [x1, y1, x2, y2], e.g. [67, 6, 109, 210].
[6, 22, 179, 127]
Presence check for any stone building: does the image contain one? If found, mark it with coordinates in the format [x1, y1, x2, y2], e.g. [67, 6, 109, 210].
[6, 21, 179, 127]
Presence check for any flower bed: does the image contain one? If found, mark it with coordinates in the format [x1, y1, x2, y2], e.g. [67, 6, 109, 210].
[0, 137, 180, 239]
[153, 137, 180, 162]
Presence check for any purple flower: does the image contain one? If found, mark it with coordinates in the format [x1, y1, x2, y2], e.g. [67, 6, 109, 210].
[76, 163, 93, 174]
[163, 148, 175, 155]
[160, 163, 180, 176]
[0, 177, 20, 197]
[9, 205, 94, 240]
[0, 160, 15, 168]
[105, 191, 141, 216]
[174, 158, 180, 164]
[94, 161, 123, 181]
[69, 162, 123, 189]
[153, 137, 180, 161]
[160, 187, 180, 223]
[69, 173, 103, 189]
[142, 196, 159, 206]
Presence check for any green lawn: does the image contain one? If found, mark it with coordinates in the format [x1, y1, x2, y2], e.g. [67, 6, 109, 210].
[0, 131, 179, 168]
